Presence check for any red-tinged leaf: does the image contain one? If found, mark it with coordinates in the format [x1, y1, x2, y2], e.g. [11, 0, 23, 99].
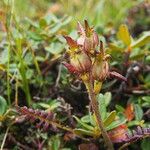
[79, 143, 98, 150]
[109, 71, 127, 82]
[124, 103, 134, 121]
[62, 62, 78, 74]
[63, 36, 78, 49]
[108, 124, 128, 143]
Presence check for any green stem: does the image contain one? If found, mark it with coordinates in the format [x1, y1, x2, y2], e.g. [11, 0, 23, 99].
[87, 79, 114, 150]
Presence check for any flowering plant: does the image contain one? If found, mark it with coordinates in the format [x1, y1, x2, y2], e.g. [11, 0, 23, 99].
[63, 20, 127, 150]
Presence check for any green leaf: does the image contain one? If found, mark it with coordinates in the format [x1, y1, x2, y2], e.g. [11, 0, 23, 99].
[50, 135, 61, 150]
[104, 111, 116, 127]
[134, 104, 143, 121]
[106, 113, 126, 131]
[74, 128, 95, 136]
[127, 120, 141, 127]
[131, 32, 150, 48]
[38, 100, 60, 111]
[108, 43, 124, 52]
[104, 92, 112, 106]
[81, 115, 91, 123]
[115, 105, 125, 112]
[141, 138, 150, 150]
[141, 96, 150, 103]
[81, 113, 97, 127]
[0, 96, 7, 115]
[117, 24, 131, 46]
[97, 94, 107, 121]
[73, 116, 94, 131]
[45, 42, 64, 55]
[39, 18, 47, 28]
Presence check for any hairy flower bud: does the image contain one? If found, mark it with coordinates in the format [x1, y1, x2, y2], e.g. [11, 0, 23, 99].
[70, 51, 91, 73]
[77, 20, 99, 54]
[92, 56, 109, 81]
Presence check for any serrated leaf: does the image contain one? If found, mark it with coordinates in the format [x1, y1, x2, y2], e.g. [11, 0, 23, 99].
[117, 24, 131, 46]
[104, 111, 116, 127]
[131, 32, 150, 48]
[134, 104, 143, 121]
[0, 96, 7, 115]
[73, 116, 94, 131]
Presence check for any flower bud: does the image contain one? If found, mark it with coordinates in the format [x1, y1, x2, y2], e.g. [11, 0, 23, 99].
[70, 51, 91, 73]
[77, 21, 99, 54]
[92, 32, 99, 47]
[83, 37, 93, 52]
[92, 57, 109, 81]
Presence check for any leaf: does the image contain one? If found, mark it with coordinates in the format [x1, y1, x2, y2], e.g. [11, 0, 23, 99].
[108, 124, 128, 143]
[73, 116, 94, 131]
[0, 96, 7, 115]
[81, 115, 91, 123]
[117, 24, 131, 46]
[106, 113, 126, 131]
[141, 96, 150, 103]
[124, 103, 134, 121]
[0, 64, 5, 71]
[115, 105, 125, 112]
[141, 138, 150, 150]
[104, 92, 112, 106]
[97, 94, 107, 121]
[131, 32, 150, 48]
[38, 100, 60, 111]
[74, 128, 95, 136]
[39, 18, 47, 28]
[127, 120, 143, 127]
[45, 42, 64, 55]
[50, 135, 61, 150]
[134, 104, 143, 121]
[108, 43, 124, 52]
[104, 111, 116, 127]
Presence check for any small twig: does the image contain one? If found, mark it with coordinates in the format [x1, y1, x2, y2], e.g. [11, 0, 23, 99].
[55, 63, 62, 87]
[0, 126, 10, 150]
